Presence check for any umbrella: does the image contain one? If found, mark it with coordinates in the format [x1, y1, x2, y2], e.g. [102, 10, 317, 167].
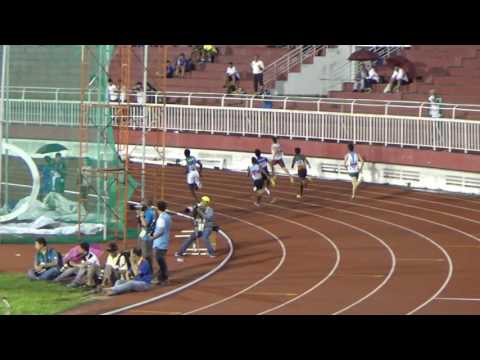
[348, 49, 380, 62]
[63, 243, 103, 263]
[386, 55, 416, 80]
[385, 55, 410, 67]
[36, 143, 68, 154]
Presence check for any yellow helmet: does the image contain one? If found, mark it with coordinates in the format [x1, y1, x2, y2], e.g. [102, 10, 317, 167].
[201, 196, 211, 205]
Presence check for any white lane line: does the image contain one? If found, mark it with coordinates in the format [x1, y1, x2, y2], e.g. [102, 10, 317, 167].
[435, 297, 480, 302]
[162, 178, 392, 316]
[164, 192, 340, 316]
[307, 181, 480, 215]
[181, 202, 288, 315]
[167, 174, 454, 315]
[175, 235, 191, 238]
[101, 203, 234, 316]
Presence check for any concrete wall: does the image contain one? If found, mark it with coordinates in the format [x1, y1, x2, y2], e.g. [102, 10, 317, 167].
[275, 45, 354, 96]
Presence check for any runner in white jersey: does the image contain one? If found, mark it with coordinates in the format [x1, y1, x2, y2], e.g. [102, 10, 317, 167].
[344, 143, 364, 200]
[270, 137, 294, 184]
[254, 149, 276, 200]
[184, 149, 203, 202]
[248, 157, 270, 207]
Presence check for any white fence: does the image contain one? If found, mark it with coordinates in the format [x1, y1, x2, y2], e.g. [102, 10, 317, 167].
[4, 99, 480, 153]
[7, 87, 480, 120]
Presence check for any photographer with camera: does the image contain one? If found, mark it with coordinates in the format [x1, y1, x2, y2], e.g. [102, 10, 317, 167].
[135, 199, 157, 269]
[175, 196, 217, 260]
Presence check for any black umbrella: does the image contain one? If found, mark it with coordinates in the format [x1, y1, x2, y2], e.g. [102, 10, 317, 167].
[348, 49, 380, 62]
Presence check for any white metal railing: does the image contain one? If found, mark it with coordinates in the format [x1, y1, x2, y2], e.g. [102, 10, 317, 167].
[4, 99, 480, 154]
[263, 45, 326, 88]
[7, 88, 480, 120]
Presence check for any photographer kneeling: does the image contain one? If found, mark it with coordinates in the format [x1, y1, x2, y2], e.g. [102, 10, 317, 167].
[175, 196, 217, 259]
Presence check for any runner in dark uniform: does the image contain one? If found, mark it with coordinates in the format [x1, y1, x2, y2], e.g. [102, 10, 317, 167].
[248, 157, 270, 207]
[255, 149, 276, 198]
[291, 147, 311, 199]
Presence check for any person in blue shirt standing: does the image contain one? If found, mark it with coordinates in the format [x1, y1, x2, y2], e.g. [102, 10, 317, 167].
[27, 238, 62, 281]
[138, 200, 157, 269]
[105, 247, 153, 296]
[150, 201, 172, 286]
[40, 156, 54, 198]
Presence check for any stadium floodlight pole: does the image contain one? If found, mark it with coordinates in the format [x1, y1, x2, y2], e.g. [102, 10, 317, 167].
[141, 45, 148, 201]
[0, 45, 7, 208]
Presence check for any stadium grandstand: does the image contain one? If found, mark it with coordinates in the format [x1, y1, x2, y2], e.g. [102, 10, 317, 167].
[2, 45, 480, 315]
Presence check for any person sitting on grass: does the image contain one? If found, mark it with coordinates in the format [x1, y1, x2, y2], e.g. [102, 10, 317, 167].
[54, 242, 100, 289]
[101, 242, 130, 288]
[27, 238, 62, 281]
[103, 248, 152, 296]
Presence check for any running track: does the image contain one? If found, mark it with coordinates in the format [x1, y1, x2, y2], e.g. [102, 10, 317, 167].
[5, 165, 480, 315]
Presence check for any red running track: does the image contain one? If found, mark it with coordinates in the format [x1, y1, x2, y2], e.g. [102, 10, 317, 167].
[3, 165, 480, 315]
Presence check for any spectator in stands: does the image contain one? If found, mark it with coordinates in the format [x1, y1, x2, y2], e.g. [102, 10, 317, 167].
[185, 56, 195, 73]
[166, 60, 175, 78]
[353, 63, 368, 92]
[429, 89, 443, 119]
[364, 64, 380, 92]
[104, 247, 153, 296]
[101, 242, 130, 288]
[108, 79, 119, 102]
[429, 89, 444, 142]
[251, 55, 265, 93]
[202, 45, 218, 63]
[225, 62, 240, 88]
[27, 238, 62, 281]
[384, 66, 409, 93]
[176, 53, 187, 78]
[134, 82, 146, 104]
[54, 242, 100, 288]
[260, 87, 273, 109]
[119, 82, 127, 103]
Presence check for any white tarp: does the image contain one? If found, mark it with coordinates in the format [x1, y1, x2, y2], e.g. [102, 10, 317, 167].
[0, 193, 103, 236]
[0, 215, 104, 235]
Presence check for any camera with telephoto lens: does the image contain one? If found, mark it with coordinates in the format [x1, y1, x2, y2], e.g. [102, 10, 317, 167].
[129, 203, 148, 212]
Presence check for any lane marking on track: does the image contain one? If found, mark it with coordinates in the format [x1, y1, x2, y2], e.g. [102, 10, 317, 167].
[164, 173, 454, 316]
[161, 178, 391, 316]
[101, 205, 234, 316]
[435, 297, 480, 302]
[181, 230, 194, 233]
[175, 235, 191, 238]
[161, 191, 340, 316]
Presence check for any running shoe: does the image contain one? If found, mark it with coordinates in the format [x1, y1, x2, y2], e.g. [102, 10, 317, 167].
[290, 177, 295, 184]
[254, 202, 261, 207]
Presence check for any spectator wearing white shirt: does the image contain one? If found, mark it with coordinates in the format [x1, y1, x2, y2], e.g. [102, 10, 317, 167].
[108, 78, 119, 102]
[251, 55, 265, 93]
[429, 89, 445, 143]
[225, 62, 240, 88]
[353, 63, 368, 92]
[385, 66, 409, 93]
[364, 65, 380, 92]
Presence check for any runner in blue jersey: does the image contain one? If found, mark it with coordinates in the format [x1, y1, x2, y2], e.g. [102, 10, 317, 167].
[344, 143, 364, 200]
[247, 157, 270, 207]
[184, 149, 203, 202]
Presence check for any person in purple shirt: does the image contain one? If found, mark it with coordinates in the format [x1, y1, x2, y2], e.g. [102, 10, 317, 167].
[104, 248, 152, 296]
